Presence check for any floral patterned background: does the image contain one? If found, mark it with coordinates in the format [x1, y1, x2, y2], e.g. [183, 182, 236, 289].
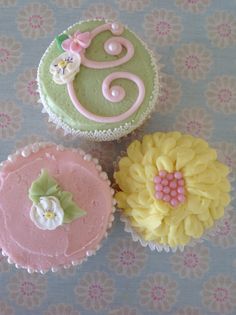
[0, 0, 236, 314]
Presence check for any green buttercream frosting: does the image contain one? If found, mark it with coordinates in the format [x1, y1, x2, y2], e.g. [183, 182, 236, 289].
[38, 20, 157, 132]
[29, 169, 86, 224]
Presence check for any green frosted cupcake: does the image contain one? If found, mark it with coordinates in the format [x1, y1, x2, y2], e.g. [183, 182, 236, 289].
[37, 19, 160, 141]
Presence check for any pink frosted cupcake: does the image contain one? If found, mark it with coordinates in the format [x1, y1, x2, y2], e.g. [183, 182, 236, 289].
[0, 143, 115, 273]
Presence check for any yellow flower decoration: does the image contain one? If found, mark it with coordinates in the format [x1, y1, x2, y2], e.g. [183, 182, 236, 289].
[114, 132, 231, 248]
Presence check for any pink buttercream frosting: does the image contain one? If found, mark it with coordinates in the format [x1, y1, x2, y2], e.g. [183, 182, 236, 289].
[0, 144, 113, 272]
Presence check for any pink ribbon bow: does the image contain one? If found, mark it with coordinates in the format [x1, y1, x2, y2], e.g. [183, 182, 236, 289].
[62, 31, 91, 54]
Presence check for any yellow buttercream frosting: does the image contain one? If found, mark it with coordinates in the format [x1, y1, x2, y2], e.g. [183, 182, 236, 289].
[114, 132, 231, 247]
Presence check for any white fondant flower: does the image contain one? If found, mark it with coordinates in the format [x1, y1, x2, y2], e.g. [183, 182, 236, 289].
[30, 196, 64, 230]
[50, 52, 81, 85]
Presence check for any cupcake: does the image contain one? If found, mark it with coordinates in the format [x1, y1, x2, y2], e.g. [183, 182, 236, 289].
[37, 19, 160, 141]
[0, 143, 115, 273]
[114, 132, 231, 251]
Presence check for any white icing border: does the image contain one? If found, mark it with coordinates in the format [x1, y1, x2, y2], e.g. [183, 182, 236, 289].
[37, 19, 163, 142]
[0, 142, 116, 273]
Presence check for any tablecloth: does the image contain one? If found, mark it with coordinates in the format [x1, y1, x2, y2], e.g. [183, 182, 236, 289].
[0, 0, 236, 314]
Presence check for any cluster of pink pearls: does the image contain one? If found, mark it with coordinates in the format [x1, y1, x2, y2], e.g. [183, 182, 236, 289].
[154, 170, 186, 207]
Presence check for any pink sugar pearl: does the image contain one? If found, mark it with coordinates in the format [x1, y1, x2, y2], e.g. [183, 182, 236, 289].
[163, 186, 170, 194]
[159, 170, 167, 177]
[161, 179, 168, 186]
[178, 194, 185, 202]
[174, 171, 182, 179]
[170, 199, 179, 207]
[155, 184, 163, 191]
[177, 187, 184, 194]
[155, 191, 164, 199]
[178, 179, 185, 186]
[167, 173, 174, 180]
[154, 176, 161, 184]
[170, 190, 177, 197]
[163, 194, 171, 202]
[170, 180, 177, 189]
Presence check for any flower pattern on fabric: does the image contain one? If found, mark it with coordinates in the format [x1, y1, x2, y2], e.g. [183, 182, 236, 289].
[201, 274, 236, 314]
[57, 266, 77, 278]
[206, 76, 236, 114]
[175, 306, 206, 315]
[0, 301, 14, 315]
[30, 196, 64, 230]
[50, 52, 81, 85]
[0, 36, 21, 74]
[139, 273, 178, 312]
[208, 210, 236, 248]
[157, 74, 182, 114]
[108, 239, 148, 277]
[83, 3, 118, 20]
[176, 0, 211, 14]
[174, 107, 213, 139]
[16, 68, 39, 106]
[173, 43, 212, 81]
[17, 3, 55, 39]
[44, 303, 81, 315]
[0, 101, 22, 139]
[0, 0, 16, 7]
[45, 119, 76, 143]
[51, 0, 82, 8]
[0, 254, 11, 273]
[15, 134, 44, 149]
[115, 132, 231, 248]
[108, 306, 142, 315]
[116, 0, 150, 12]
[74, 271, 115, 311]
[170, 244, 209, 278]
[214, 142, 236, 174]
[207, 11, 236, 48]
[8, 271, 47, 309]
[144, 9, 183, 46]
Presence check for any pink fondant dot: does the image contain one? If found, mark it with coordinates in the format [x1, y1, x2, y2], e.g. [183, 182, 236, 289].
[178, 194, 185, 202]
[163, 194, 171, 202]
[155, 184, 163, 192]
[161, 179, 168, 186]
[177, 187, 184, 194]
[167, 173, 174, 180]
[171, 199, 179, 207]
[163, 186, 170, 194]
[155, 191, 163, 199]
[154, 176, 161, 184]
[174, 171, 182, 179]
[170, 190, 177, 197]
[170, 181, 177, 189]
[159, 170, 167, 177]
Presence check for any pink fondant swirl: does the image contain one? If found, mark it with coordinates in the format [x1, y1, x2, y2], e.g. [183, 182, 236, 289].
[67, 71, 145, 123]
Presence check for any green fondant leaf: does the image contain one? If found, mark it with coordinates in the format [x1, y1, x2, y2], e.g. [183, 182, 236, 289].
[29, 169, 59, 204]
[28, 169, 86, 224]
[56, 33, 69, 52]
[59, 191, 86, 224]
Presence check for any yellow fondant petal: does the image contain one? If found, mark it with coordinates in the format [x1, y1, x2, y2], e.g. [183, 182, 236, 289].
[127, 140, 143, 163]
[156, 155, 174, 172]
[184, 215, 204, 238]
[129, 164, 146, 183]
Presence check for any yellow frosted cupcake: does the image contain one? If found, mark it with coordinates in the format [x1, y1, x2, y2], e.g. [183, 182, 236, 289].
[114, 132, 231, 251]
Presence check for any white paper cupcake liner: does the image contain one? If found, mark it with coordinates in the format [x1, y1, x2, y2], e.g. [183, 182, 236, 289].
[37, 19, 164, 142]
[0, 142, 116, 273]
